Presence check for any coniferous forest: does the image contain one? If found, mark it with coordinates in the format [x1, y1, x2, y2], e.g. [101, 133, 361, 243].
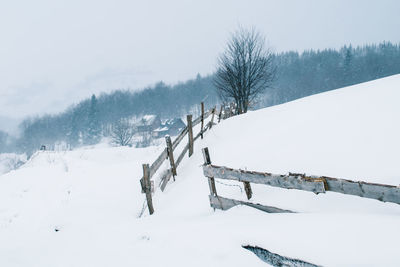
[2, 42, 400, 155]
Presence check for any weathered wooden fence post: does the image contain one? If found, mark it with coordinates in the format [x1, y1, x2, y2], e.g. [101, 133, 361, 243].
[202, 147, 217, 197]
[187, 114, 194, 157]
[141, 163, 154, 215]
[200, 102, 205, 139]
[165, 135, 177, 180]
[209, 106, 216, 129]
[218, 105, 223, 123]
[243, 181, 253, 200]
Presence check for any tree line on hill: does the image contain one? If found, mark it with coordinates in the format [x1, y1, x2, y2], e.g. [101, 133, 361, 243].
[261, 42, 400, 107]
[1, 41, 399, 155]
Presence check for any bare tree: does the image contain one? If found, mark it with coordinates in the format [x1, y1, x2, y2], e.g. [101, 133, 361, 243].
[111, 118, 135, 146]
[136, 129, 153, 148]
[214, 27, 276, 114]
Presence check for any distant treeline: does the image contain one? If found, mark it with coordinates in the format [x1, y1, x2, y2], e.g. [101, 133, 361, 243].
[10, 76, 219, 154]
[2, 42, 400, 155]
[259, 42, 400, 107]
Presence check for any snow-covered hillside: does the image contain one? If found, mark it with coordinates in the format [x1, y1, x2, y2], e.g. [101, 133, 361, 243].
[0, 153, 26, 176]
[1, 75, 400, 266]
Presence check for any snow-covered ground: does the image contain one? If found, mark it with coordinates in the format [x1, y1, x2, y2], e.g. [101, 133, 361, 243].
[0, 153, 26, 176]
[1, 75, 400, 266]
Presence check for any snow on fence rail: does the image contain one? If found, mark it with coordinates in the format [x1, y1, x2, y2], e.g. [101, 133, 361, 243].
[201, 147, 400, 213]
[140, 102, 237, 215]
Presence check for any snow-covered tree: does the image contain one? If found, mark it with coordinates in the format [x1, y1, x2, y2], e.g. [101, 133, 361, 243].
[86, 94, 101, 144]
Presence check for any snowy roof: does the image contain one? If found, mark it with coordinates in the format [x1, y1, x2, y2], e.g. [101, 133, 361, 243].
[163, 118, 185, 126]
[136, 115, 159, 126]
[153, 127, 168, 132]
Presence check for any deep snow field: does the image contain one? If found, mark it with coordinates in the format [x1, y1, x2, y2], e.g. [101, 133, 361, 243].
[1, 75, 400, 266]
[0, 153, 26, 176]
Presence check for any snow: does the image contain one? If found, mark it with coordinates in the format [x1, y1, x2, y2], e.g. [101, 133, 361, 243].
[154, 126, 168, 132]
[2, 75, 400, 266]
[0, 153, 26, 175]
[139, 114, 158, 125]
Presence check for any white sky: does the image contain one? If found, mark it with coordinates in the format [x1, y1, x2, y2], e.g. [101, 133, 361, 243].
[0, 0, 399, 119]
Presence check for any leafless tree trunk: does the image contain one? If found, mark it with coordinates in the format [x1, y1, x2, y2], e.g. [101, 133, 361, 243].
[111, 118, 134, 146]
[214, 27, 276, 114]
[138, 130, 153, 148]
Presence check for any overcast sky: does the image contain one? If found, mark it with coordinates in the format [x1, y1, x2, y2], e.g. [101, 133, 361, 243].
[0, 0, 399, 121]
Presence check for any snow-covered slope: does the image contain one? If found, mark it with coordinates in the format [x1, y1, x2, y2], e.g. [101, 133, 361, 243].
[0, 153, 26, 175]
[1, 75, 400, 266]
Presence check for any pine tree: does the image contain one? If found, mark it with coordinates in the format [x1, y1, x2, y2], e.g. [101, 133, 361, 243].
[343, 47, 353, 86]
[86, 94, 101, 144]
[67, 111, 80, 147]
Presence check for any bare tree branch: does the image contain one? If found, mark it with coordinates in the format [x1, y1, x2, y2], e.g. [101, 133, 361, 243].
[214, 27, 276, 114]
[111, 118, 135, 146]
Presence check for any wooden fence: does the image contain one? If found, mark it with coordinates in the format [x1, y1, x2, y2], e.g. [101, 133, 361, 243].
[201, 147, 400, 213]
[140, 102, 238, 215]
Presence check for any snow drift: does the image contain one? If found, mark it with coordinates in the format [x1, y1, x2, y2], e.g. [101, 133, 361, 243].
[1, 75, 400, 266]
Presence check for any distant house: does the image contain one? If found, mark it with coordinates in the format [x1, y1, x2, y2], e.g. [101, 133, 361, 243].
[154, 118, 186, 138]
[135, 115, 186, 139]
[164, 118, 186, 136]
[153, 126, 169, 138]
[136, 115, 161, 133]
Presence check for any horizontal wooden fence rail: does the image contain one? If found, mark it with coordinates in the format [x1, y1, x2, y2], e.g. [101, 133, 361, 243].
[159, 113, 215, 191]
[201, 147, 400, 213]
[203, 164, 400, 204]
[149, 148, 167, 179]
[140, 102, 236, 215]
[201, 147, 295, 213]
[209, 195, 294, 213]
[203, 165, 327, 194]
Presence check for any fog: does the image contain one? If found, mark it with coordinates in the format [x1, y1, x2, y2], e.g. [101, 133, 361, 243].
[0, 0, 399, 119]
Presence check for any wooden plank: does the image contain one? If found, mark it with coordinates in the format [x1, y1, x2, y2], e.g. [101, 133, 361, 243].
[200, 102, 204, 139]
[202, 147, 211, 165]
[149, 148, 167, 178]
[194, 128, 202, 142]
[194, 123, 210, 142]
[187, 114, 194, 157]
[207, 178, 218, 198]
[218, 105, 223, 123]
[192, 114, 202, 127]
[193, 109, 212, 127]
[203, 165, 326, 194]
[142, 164, 154, 215]
[209, 106, 216, 129]
[160, 169, 173, 192]
[202, 147, 217, 196]
[157, 109, 211, 193]
[243, 181, 253, 200]
[204, 165, 400, 205]
[243, 246, 321, 267]
[165, 135, 177, 178]
[209, 195, 295, 213]
[141, 180, 154, 194]
[322, 175, 400, 204]
[172, 126, 188, 151]
[175, 143, 189, 168]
